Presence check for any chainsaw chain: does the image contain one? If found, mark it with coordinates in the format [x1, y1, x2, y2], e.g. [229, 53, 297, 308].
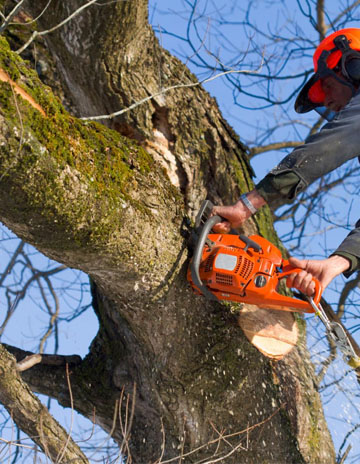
[308, 297, 360, 366]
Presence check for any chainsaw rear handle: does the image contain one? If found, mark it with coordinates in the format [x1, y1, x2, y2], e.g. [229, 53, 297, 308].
[279, 261, 322, 306]
[191, 214, 222, 301]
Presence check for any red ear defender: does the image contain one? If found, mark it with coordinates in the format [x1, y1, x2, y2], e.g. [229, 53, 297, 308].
[307, 78, 325, 105]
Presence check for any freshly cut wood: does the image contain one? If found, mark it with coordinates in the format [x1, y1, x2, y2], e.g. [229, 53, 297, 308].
[238, 305, 298, 360]
[0, 68, 46, 116]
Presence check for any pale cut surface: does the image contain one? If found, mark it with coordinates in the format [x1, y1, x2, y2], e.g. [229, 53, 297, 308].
[238, 305, 299, 360]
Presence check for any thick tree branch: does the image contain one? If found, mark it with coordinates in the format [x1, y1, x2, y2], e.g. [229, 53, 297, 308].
[2, 344, 82, 372]
[0, 344, 88, 463]
[0, 35, 182, 296]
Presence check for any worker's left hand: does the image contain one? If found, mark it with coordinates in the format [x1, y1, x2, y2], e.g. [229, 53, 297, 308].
[211, 189, 267, 233]
[212, 200, 251, 233]
[286, 255, 351, 296]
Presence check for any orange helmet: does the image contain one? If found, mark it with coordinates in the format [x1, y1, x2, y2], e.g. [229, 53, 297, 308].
[295, 28, 360, 114]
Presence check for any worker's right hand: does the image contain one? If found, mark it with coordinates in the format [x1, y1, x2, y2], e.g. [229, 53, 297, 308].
[286, 255, 351, 296]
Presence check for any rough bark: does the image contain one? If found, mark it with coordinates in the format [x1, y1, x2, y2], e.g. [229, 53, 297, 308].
[0, 1, 336, 463]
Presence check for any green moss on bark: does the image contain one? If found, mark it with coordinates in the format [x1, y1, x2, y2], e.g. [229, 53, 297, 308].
[0, 36, 180, 258]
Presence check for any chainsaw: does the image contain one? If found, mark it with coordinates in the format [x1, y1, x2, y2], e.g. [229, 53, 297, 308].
[187, 200, 360, 367]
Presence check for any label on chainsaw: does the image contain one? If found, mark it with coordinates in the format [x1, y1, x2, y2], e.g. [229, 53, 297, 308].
[214, 253, 237, 271]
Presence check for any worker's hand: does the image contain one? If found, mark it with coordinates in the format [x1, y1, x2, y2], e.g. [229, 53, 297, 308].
[212, 189, 267, 233]
[286, 255, 351, 296]
[212, 200, 251, 233]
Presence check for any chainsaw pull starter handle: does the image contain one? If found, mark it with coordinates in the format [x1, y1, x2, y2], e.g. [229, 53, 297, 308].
[279, 260, 323, 306]
[239, 234, 262, 252]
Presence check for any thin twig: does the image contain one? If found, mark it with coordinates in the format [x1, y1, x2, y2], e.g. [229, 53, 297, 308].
[80, 60, 264, 121]
[0, 437, 36, 451]
[154, 418, 166, 464]
[338, 444, 352, 464]
[56, 364, 74, 463]
[0, 0, 27, 34]
[16, 0, 99, 54]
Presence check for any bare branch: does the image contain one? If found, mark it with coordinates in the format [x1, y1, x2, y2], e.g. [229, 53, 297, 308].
[316, 0, 328, 40]
[338, 444, 352, 464]
[16, 354, 42, 372]
[4, 344, 82, 369]
[0, 0, 27, 34]
[0, 344, 88, 463]
[333, 0, 360, 28]
[249, 141, 302, 158]
[80, 62, 264, 121]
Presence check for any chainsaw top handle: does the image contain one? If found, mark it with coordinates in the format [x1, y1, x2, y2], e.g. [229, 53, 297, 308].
[191, 214, 222, 301]
[279, 260, 322, 307]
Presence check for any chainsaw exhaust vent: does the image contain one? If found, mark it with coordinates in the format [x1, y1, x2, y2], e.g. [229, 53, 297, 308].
[204, 254, 216, 273]
[215, 273, 233, 286]
[235, 256, 254, 279]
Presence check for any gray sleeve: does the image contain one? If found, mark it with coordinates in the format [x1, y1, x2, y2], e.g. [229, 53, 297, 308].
[332, 220, 360, 277]
[270, 90, 360, 187]
[256, 89, 360, 207]
[255, 91, 360, 276]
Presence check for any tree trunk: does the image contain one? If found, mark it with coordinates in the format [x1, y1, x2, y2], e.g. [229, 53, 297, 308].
[0, 1, 335, 462]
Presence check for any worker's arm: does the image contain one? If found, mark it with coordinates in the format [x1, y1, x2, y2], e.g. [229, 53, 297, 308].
[256, 89, 360, 204]
[330, 219, 360, 276]
[212, 190, 266, 233]
[215, 90, 360, 228]
[213, 90, 360, 285]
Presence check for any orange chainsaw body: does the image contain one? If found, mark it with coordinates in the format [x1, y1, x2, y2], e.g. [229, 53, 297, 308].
[187, 232, 321, 313]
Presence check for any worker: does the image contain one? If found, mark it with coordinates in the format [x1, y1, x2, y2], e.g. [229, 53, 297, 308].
[213, 28, 360, 296]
